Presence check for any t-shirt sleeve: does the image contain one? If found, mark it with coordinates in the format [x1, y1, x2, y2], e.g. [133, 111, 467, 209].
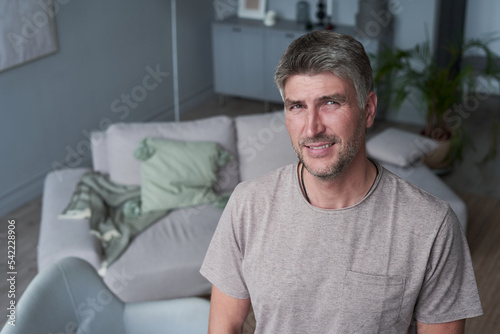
[200, 186, 250, 299]
[415, 207, 483, 324]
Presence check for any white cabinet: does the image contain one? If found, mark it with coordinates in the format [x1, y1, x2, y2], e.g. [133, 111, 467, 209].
[212, 23, 265, 100]
[264, 29, 306, 102]
[212, 17, 389, 104]
[212, 17, 306, 103]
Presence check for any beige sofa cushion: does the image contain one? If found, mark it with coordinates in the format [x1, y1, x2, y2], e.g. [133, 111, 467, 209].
[367, 128, 439, 167]
[105, 115, 239, 193]
[235, 111, 297, 181]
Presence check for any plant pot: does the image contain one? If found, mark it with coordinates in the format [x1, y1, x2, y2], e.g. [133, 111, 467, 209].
[423, 140, 452, 173]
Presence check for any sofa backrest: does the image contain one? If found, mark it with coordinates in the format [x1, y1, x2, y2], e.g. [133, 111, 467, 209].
[235, 111, 297, 181]
[91, 115, 239, 194]
[90, 112, 298, 191]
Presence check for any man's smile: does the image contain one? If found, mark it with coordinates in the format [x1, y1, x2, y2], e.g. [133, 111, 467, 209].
[306, 143, 334, 150]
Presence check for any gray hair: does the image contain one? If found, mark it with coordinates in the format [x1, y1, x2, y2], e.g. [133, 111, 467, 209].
[274, 30, 373, 110]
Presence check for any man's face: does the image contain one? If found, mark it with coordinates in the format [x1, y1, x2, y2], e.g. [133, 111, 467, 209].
[284, 72, 375, 180]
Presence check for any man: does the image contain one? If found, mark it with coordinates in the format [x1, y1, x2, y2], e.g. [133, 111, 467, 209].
[200, 31, 482, 333]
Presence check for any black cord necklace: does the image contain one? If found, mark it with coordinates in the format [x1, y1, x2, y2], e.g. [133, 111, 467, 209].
[300, 163, 311, 203]
[300, 161, 378, 205]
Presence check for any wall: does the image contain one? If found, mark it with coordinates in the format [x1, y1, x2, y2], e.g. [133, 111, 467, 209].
[464, 0, 500, 95]
[465, 0, 500, 55]
[177, 0, 216, 115]
[0, 0, 215, 217]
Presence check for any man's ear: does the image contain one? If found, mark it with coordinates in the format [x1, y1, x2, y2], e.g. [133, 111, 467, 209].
[364, 91, 377, 128]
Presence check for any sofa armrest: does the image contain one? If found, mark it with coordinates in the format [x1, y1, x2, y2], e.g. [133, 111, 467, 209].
[91, 130, 109, 174]
[37, 168, 102, 272]
[380, 161, 468, 232]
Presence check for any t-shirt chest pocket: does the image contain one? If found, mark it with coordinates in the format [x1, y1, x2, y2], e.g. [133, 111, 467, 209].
[339, 270, 405, 333]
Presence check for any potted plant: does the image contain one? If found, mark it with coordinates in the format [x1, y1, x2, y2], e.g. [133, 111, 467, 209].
[372, 35, 500, 169]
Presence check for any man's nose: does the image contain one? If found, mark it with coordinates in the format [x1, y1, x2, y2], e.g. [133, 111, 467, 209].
[305, 109, 326, 138]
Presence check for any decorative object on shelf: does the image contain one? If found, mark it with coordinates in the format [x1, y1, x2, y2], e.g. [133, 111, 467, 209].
[264, 10, 277, 26]
[238, 0, 267, 20]
[372, 34, 500, 168]
[296, 1, 310, 25]
[316, 0, 326, 27]
[325, 15, 334, 30]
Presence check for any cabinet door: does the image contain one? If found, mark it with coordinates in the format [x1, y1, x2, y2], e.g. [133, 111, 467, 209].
[212, 24, 264, 99]
[264, 30, 305, 103]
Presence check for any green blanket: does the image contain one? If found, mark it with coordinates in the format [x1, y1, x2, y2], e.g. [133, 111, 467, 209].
[60, 172, 168, 274]
[60, 172, 230, 274]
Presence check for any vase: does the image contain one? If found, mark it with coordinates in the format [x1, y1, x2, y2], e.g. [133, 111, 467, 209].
[423, 139, 453, 173]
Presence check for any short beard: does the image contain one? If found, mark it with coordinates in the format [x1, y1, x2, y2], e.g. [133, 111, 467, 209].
[294, 120, 366, 180]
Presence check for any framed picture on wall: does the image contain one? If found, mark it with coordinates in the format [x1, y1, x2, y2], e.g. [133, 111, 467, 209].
[238, 0, 267, 20]
[0, 0, 58, 73]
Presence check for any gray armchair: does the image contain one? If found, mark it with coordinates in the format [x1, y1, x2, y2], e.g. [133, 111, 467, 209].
[1, 257, 210, 334]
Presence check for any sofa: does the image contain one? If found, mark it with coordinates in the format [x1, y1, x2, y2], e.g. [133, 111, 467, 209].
[1, 257, 210, 334]
[37, 111, 467, 303]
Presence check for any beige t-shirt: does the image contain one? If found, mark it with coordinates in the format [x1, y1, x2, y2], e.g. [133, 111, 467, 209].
[201, 162, 482, 333]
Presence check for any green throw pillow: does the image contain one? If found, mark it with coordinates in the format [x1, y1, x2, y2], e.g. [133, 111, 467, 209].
[134, 138, 233, 212]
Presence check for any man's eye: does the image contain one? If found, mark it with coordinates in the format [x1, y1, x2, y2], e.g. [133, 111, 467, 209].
[290, 104, 304, 110]
[326, 100, 339, 105]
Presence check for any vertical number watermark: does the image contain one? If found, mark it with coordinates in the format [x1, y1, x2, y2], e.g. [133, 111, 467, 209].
[6, 220, 16, 327]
